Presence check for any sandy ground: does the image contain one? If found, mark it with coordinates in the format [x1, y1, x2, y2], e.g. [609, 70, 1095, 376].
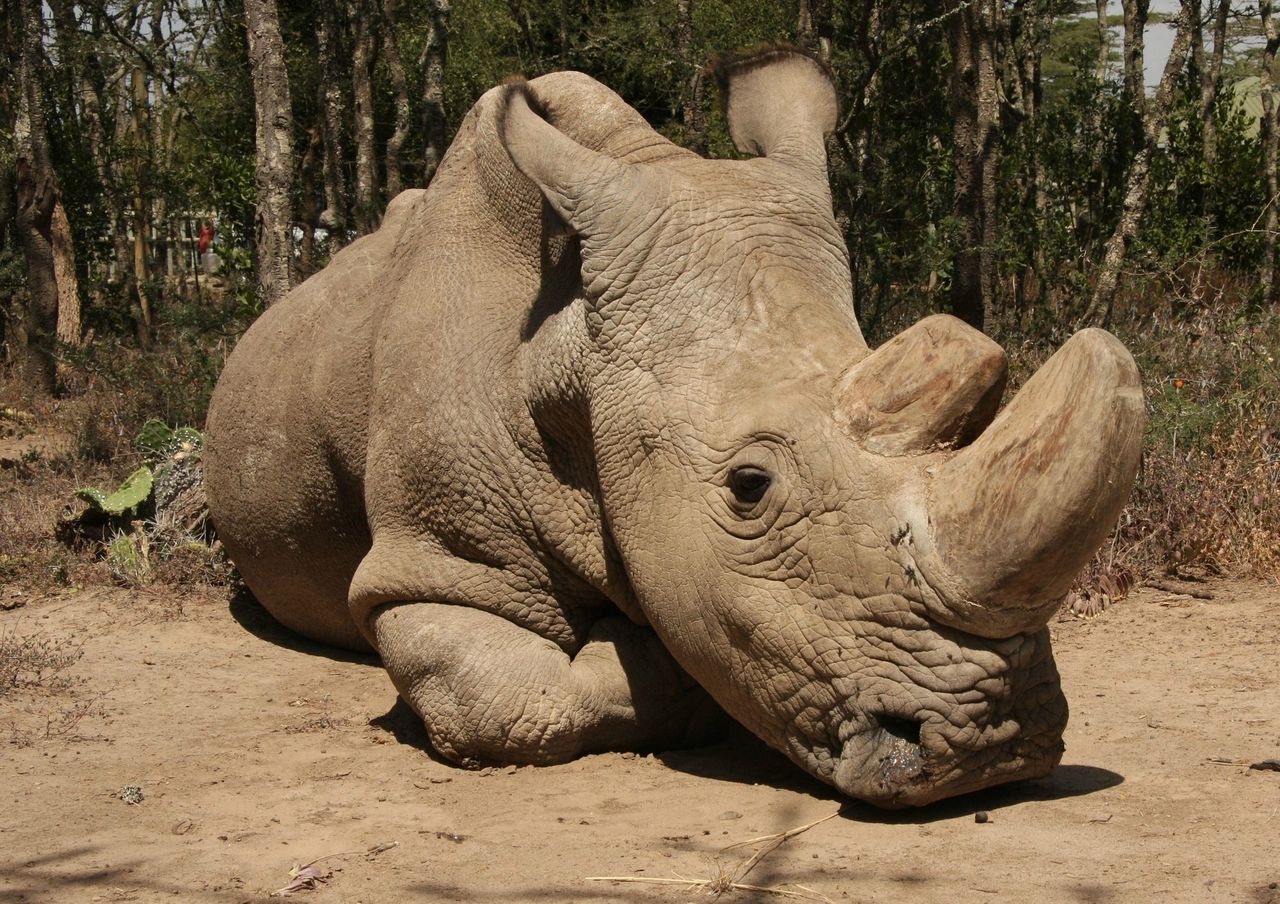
[2, 580, 1278, 904]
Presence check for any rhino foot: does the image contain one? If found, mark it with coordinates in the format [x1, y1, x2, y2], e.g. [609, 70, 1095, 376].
[372, 602, 725, 766]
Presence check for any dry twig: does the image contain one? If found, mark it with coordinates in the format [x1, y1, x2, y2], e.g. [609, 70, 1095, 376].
[588, 811, 839, 902]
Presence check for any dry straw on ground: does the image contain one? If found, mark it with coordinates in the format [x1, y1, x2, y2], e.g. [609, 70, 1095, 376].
[588, 811, 839, 902]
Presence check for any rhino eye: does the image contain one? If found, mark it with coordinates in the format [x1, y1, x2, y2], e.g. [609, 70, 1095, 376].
[729, 466, 772, 505]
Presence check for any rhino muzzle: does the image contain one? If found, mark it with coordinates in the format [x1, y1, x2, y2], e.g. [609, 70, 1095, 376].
[831, 629, 1068, 808]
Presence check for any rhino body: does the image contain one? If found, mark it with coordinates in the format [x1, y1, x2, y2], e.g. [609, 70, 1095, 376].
[206, 52, 1143, 807]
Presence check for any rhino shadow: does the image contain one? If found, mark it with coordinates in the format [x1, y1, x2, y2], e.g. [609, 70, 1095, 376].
[228, 587, 380, 667]
[660, 727, 1123, 825]
[836, 764, 1124, 824]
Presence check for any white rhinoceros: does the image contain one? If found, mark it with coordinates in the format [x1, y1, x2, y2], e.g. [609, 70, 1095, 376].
[205, 49, 1143, 807]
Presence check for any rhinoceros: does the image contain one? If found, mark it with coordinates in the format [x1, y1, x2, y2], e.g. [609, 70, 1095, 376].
[205, 49, 1143, 807]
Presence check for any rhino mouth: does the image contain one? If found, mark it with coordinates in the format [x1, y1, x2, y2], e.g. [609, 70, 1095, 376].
[829, 686, 1067, 808]
[809, 627, 1068, 809]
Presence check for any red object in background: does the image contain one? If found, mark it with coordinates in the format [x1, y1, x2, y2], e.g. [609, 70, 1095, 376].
[198, 223, 214, 255]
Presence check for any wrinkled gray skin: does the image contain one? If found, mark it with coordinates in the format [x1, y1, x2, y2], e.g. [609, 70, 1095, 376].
[206, 52, 1144, 807]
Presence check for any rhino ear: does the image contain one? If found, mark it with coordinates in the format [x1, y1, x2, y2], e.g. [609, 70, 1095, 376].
[498, 82, 650, 239]
[714, 48, 838, 175]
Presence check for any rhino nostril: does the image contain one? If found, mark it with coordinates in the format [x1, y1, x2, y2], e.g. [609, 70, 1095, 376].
[876, 715, 922, 746]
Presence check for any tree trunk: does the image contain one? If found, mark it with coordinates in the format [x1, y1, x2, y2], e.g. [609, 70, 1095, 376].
[11, 0, 59, 394]
[946, 0, 1000, 332]
[421, 0, 450, 185]
[505, 0, 541, 69]
[130, 64, 154, 340]
[1261, 0, 1279, 305]
[1199, 0, 1229, 195]
[52, 201, 81, 348]
[675, 0, 706, 155]
[1082, 0, 1110, 243]
[382, 0, 412, 199]
[349, 0, 380, 235]
[33, 0, 82, 351]
[797, 0, 832, 62]
[845, 0, 884, 202]
[1083, 0, 1194, 326]
[1002, 0, 1053, 317]
[111, 71, 136, 308]
[1121, 0, 1149, 115]
[317, 4, 348, 251]
[299, 125, 321, 278]
[244, 0, 296, 305]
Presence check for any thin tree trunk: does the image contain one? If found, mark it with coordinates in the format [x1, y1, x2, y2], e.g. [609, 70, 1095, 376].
[317, 4, 348, 251]
[505, 0, 541, 69]
[148, 0, 169, 288]
[382, 0, 411, 198]
[675, 0, 706, 155]
[299, 125, 321, 278]
[1082, 0, 1110, 244]
[1003, 0, 1052, 316]
[52, 201, 81, 348]
[1261, 0, 1279, 305]
[349, 0, 379, 235]
[1121, 0, 1149, 115]
[947, 0, 1000, 332]
[244, 0, 296, 305]
[846, 0, 884, 201]
[37, 0, 81, 349]
[111, 72, 135, 303]
[421, 0, 450, 185]
[1199, 0, 1229, 197]
[1084, 0, 1195, 326]
[797, 0, 832, 62]
[130, 64, 154, 339]
[12, 0, 59, 393]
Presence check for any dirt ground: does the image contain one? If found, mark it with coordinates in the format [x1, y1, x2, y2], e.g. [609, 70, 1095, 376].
[2, 580, 1278, 904]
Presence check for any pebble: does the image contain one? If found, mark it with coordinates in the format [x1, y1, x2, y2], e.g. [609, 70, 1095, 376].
[974, 811, 990, 824]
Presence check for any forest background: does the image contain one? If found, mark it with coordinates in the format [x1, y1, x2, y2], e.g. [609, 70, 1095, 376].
[1, 0, 1277, 597]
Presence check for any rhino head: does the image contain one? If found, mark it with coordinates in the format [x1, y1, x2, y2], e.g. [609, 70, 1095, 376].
[498, 51, 1144, 807]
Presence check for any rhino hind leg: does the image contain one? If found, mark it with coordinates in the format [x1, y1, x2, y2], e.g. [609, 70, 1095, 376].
[371, 602, 726, 765]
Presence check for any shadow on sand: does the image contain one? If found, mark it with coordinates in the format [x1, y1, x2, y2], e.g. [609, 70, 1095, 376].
[227, 589, 1122, 821]
[227, 586, 380, 666]
[658, 722, 1124, 823]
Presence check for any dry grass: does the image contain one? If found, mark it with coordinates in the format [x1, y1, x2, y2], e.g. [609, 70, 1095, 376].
[996, 287, 1280, 604]
[0, 629, 83, 694]
[1, 359, 231, 594]
[588, 812, 839, 902]
[0, 461, 115, 593]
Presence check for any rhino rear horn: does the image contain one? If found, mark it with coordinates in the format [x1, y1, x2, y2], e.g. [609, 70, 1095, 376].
[834, 315, 1008, 455]
[714, 47, 838, 177]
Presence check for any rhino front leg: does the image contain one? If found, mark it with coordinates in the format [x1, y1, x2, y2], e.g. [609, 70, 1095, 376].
[371, 602, 724, 766]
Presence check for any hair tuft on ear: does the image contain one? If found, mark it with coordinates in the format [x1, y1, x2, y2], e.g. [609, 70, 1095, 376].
[710, 45, 839, 165]
[709, 43, 836, 109]
[498, 79, 555, 137]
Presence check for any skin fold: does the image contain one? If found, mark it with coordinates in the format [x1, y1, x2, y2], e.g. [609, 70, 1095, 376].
[205, 50, 1143, 807]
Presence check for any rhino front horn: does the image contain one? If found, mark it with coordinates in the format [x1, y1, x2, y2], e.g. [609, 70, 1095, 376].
[921, 329, 1145, 638]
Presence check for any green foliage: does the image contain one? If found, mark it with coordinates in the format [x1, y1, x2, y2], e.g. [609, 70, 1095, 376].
[106, 530, 151, 586]
[75, 466, 153, 516]
[134, 419, 203, 467]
